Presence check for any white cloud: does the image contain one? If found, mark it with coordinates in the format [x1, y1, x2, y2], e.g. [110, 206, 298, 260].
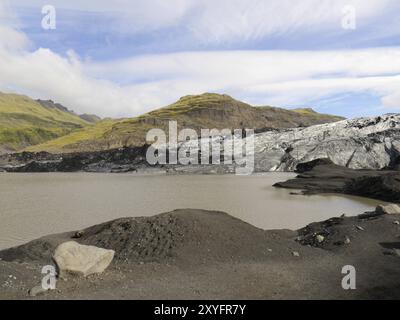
[11, 0, 400, 43]
[1, 46, 400, 117]
[187, 0, 393, 44]
[382, 91, 400, 109]
[11, 0, 194, 32]
[0, 1, 30, 51]
[83, 48, 400, 109]
[0, 47, 150, 117]
[0, 1, 399, 117]
[0, 25, 30, 51]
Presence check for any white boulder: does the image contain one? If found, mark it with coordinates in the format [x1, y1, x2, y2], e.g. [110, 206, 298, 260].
[376, 204, 400, 215]
[53, 241, 115, 278]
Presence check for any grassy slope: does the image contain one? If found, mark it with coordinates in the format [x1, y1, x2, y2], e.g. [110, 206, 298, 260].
[27, 93, 345, 153]
[0, 92, 90, 153]
[26, 119, 119, 153]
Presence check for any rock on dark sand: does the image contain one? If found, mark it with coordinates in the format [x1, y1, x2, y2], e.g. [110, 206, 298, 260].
[274, 159, 400, 203]
[1, 209, 400, 300]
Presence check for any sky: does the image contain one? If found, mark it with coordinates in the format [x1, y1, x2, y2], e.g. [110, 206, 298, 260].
[0, 0, 399, 118]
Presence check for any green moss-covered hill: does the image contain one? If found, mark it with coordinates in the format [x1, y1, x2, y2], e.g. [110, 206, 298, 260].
[0, 92, 93, 153]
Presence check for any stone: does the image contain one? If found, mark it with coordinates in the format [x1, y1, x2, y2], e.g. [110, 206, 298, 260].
[356, 226, 365, 231]
[376, 204, 400, 215]
[28, 285, 48, 297]
[316, 235, 325, 243]
[53, 241, 115, 278]
[358, 211, 385, 219]
[72, 230, 84, 239]
[344, 236, 351, 245]
[393, 221, 400, 225]
[292, 251, 300, 257]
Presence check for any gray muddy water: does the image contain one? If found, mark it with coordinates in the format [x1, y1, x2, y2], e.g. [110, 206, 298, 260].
[0, 172, 383, 249]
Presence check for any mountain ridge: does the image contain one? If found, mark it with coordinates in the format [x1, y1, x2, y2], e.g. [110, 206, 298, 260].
[26, 93, 344, 154]
[36, 99, 102, 123]
[1, 114, 399, 174]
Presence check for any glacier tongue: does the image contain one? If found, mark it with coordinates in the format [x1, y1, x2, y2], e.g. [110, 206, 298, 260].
[253, 114, 400, 172]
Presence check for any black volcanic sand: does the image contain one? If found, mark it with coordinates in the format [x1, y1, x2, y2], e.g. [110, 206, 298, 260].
[0, 209, 400, 300]
[274, 159, 400, 203]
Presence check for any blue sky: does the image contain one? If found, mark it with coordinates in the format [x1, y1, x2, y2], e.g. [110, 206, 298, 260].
[0, 0, 400, 118]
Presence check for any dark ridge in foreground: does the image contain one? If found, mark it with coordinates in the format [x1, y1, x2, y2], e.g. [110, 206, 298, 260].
[0, 210, 281, 264]
[1, 209, 400, 300]
[274, 159, 400, 203]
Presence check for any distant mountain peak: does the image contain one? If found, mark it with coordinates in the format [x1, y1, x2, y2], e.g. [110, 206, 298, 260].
[36, 99, 101, 123]
[79, 114, 102, 123]
[293, 107, 318, 114]
[178, 92, 235, 102]
[172, 93, 242, 109]
[36, 99, 72, 114]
